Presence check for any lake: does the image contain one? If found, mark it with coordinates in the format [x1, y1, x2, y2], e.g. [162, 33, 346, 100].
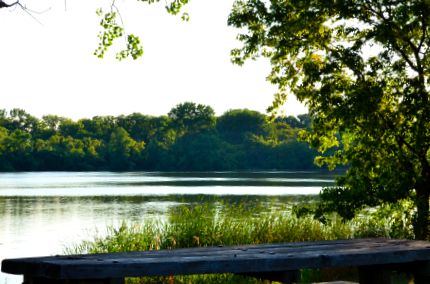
[0, 171, 335, 284]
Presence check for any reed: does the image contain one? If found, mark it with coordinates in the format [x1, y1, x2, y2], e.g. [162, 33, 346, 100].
[68, 200, 414, 283]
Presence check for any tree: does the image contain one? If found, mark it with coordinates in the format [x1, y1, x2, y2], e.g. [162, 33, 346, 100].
[168, 102, 216, 136]
[0, 127, 13, 170]
[59, 119, 85, 139]
[116, 113, 165, 142]
[42, 115, 66, 132]
[228, 0, 430, 239]
[80, 116, 117, 141]
[6, 108, 41, 135]
[107, 127, 145, 170]
[216, 109, 267, 144]
[170, 132, 232, 171]
[3, 129, 33, 170]
[39, 115, 67, 140]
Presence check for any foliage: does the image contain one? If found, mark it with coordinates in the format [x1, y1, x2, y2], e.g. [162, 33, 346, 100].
[168, 102, 216, 136]
[94, 9, 126, 60]
[94, 0, 190, 60]
[169, 131, 231, 170]
[217, 109, 267, 144]
[0, 107, 315, 172]
[107, 127, 145, 170]
[228, 0, 430, 239]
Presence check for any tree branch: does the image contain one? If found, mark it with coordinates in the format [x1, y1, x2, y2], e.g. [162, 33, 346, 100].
[361, 1, 421, 73]
[0, 0, 18, 9]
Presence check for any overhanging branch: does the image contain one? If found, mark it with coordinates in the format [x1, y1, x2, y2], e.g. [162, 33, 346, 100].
[0, 1, 18, 9]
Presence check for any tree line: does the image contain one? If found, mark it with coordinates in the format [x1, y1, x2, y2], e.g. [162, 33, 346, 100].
[0, 103, 317, 172]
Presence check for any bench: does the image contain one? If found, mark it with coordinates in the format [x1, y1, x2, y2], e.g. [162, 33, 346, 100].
[2, 238, 430, 284]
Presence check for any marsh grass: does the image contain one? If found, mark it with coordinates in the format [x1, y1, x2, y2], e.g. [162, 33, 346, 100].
[68, 200, 415, 283]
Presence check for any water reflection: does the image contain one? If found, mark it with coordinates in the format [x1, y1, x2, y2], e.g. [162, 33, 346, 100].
[0, 171, 335, 196]
[0, 171, 335, 188]
[0, 171, 333, 284]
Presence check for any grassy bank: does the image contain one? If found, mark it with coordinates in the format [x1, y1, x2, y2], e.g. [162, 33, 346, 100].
[68, 200, 415, 283]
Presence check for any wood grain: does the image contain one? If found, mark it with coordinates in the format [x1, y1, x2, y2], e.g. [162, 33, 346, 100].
[2, 238, 430, 281]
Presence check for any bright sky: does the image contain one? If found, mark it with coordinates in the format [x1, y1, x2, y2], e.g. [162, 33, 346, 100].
[0, 0, 307, 120]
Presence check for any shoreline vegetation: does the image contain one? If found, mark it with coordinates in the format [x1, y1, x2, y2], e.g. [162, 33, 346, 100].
[68, 200, 415, 283]
[0, 105, 320, 172]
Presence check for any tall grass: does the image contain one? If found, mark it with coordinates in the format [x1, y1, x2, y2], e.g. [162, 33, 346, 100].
[68, 199, 415, 283]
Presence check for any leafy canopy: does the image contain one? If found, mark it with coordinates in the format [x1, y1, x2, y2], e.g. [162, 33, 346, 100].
[168, 102, 216, 135]
[228, 0, 430, 239]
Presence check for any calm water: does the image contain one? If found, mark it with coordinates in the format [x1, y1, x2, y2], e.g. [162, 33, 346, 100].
[0, 171, 335, 284]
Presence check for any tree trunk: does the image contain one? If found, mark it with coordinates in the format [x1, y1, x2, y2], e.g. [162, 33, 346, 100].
[414, 174, 430, 240]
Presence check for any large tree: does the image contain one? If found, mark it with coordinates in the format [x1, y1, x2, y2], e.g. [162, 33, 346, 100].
[228, 0, 430, 239]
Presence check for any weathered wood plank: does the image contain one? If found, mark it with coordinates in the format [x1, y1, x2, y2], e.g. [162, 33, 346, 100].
[23, 276, 124, 284]
[2, 239, 430, 281]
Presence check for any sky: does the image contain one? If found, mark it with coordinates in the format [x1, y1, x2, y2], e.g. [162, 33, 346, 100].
[0, 0, 307, 120]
